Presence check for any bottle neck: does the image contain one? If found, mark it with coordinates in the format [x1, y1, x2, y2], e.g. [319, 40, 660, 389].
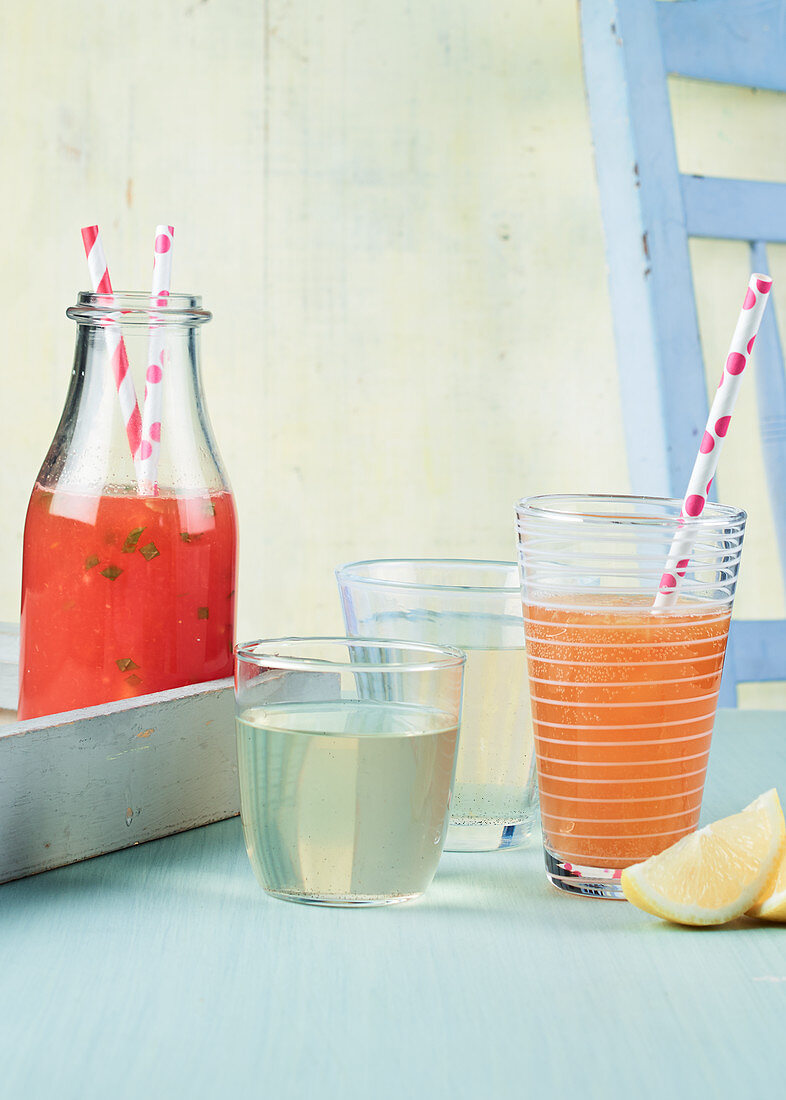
[39, 298, 229, 498]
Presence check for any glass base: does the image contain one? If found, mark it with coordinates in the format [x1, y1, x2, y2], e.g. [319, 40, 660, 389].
[543, 847, 625, 900]
[445, 816, 535, 852]
[262, 888, 423, 908]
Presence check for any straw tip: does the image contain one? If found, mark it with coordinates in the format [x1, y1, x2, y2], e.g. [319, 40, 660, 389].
[751, 272, 773, 288]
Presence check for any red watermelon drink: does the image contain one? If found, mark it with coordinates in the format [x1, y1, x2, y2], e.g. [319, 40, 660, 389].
[18, 229, 238, 720]
[18, 486, 237, 719]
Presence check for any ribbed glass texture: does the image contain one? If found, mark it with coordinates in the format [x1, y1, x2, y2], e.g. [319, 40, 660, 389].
[516, 495, 746, 898]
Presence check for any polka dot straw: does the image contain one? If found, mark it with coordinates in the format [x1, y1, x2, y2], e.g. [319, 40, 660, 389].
[80, 226, 143, 476]
[654, 272, 773, 608]
[140, 225, 175, 492]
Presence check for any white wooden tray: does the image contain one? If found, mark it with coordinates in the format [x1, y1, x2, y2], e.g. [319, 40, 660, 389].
[0, 624, 238, 883]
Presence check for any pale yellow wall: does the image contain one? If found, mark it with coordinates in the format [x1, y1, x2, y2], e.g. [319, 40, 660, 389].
[1, 2, 784, 703]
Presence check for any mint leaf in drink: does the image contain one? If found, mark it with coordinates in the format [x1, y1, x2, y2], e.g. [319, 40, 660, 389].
[197, 607, 209, 619]
[115, 658, 139, 672]
[85, 555, 100, 571]
[100, 565, 123, 580]
[139, 542, 160, 561]
[122, 527, 146, 553]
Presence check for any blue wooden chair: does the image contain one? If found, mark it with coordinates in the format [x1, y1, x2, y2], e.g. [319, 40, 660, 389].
[579, 0, 786, 704]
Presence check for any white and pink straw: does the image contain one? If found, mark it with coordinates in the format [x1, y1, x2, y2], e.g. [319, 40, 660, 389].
[140, 225, 175, 492]
[81, 226, 143, 476]
[655, 272, 773, 608]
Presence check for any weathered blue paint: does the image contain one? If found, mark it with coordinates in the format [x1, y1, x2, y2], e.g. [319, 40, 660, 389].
[734, 620, 786, 681]
[750, 241, 786, 603]
[658, 0, 786, 91]
[580, 0, 786, 701]
[580, 0, 709, 500]
[682, 176, 786, 243]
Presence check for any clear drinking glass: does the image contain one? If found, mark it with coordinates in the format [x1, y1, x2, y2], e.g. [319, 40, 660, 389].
[516, 494, 746, 899]
[234, 637, 465, 906]
[336, 560, 537, 852]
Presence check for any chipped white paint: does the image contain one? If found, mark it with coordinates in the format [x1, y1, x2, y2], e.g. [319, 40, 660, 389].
[0, 625, 237, 883]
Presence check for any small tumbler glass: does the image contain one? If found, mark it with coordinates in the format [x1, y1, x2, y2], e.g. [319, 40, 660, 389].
[234, 637, 465, 906]
[336, 560, 537, 852]
[516, 494, 745, 899]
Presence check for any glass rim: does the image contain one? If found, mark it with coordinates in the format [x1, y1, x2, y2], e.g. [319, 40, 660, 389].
[515, 493, 746, 529]
[234, 635, 467, 673]
[335, 557, 520, 594]
[67, 291, 211, 325]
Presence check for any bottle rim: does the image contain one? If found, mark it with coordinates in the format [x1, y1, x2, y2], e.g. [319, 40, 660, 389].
[66, 291, 211, 325]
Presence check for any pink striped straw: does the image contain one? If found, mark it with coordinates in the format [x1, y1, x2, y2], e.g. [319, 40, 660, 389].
[80, 226, 143, 475]
[140, 224, 174, 492]
[655, 272, 773, 609]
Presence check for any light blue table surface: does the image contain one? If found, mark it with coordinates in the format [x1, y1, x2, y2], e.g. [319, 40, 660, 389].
[2, 709, 785, 1100]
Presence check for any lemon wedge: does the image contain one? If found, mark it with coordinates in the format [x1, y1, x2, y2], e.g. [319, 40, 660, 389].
[747, 840, 786, 922]
[621, 789, 785, 926]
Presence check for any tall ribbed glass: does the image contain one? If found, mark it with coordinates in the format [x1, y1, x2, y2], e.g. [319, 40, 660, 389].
[516, 495, 745, 899]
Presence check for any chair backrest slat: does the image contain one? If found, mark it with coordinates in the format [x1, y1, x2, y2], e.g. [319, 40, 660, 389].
[658, 0, 786, 91]
[733, 620, 786, 680]
[681, 176, 786, 242]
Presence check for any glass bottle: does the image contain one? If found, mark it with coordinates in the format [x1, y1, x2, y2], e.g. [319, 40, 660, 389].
[18, 292, 238, 720]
